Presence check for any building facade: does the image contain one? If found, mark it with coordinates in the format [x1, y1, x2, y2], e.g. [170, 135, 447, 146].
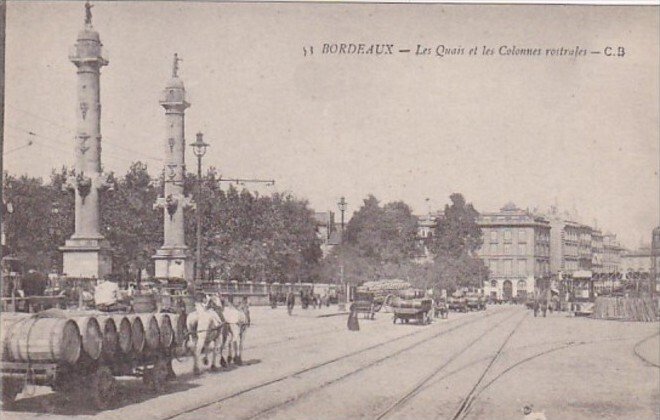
[477, 203, 551, 301]
[314, 211, 340, 257]
[545, 208, 581, 275]
[591, 228, 604, 273]
[414, 212, 441, 264]
[602, 233, 623, 274]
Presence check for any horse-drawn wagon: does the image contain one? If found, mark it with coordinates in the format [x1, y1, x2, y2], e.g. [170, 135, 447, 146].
[357, 279, 412, 312]
[390, 290, 433, 324]
[351, 291, 376, 319]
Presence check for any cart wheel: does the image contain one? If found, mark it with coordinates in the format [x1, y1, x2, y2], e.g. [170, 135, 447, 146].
[90, 366, 117, 410]
[2, 379, 22, 406]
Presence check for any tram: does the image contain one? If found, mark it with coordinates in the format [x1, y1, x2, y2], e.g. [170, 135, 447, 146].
[567, 270, 595, 316]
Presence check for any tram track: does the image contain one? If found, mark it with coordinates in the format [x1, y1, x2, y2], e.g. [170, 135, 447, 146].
[450, 312, 528, 420]
[165, 308, 508, 420]
[376, 320, 648, 420]
[374, 310, 526, 420]
[245, 310, 519, 420]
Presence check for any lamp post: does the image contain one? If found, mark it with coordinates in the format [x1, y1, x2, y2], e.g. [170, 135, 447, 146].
[190, 132, 209, 289]
[337, 196, 347, 311]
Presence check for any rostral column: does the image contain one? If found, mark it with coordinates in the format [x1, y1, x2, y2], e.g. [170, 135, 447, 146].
[60, 1, 113, 278]
[153, 54, 194, 282]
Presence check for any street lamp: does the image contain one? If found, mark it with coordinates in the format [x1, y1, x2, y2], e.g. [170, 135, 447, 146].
[337, 196, 347, 311]
[190, 132, 209, 288]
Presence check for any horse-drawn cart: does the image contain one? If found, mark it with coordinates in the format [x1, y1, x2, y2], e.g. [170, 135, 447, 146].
[0, 311, 185, 410]
[351, 291, 376, 319]
[390, 291, 433, 324]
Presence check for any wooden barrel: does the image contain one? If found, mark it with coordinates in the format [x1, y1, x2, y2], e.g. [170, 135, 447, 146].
[110, 315, 133, 354]
[96, 316, 118, 359]
[132, 294, 157, 313]
[1, 316, 81, 364]
[138, 314, 160, 351]
[126, 315, 145, 354]
[171, 313, 187, 348]
[155, 314, 174, 348]
[72, 317, 103, 360]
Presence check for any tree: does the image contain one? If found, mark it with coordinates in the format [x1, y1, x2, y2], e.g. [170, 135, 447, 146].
[101, 162, 162, 279]
[430, 193, 483, 259]
[429, 193, 487, 290]
[344, 195, 420, 264]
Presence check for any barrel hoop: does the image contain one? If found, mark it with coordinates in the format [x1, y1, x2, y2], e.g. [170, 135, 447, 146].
[49, 321, 57, 362]
[25, 317, 39, 364]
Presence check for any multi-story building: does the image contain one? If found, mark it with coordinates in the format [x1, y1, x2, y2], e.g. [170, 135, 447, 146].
[477, 203, 551, 302]
[545, 208, 581, 275]
[602, 233, 623, 274]
[591, 229, 604, 273]
[577, 224, 593, 271]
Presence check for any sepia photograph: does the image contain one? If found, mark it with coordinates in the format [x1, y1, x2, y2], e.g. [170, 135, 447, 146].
[0, 1, 658, 419]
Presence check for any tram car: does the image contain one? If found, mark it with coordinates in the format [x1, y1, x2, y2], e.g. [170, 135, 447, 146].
[568, 272, 595, 316]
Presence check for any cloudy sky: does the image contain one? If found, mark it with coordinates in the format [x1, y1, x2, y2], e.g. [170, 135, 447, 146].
[4, 2, 658, 249]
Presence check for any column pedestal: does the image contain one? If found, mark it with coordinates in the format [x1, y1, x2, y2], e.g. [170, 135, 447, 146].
[60, 237, 112, 278]
[153, 247, 193, 281]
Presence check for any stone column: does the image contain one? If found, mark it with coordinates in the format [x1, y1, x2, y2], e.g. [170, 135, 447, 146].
[153, 54, 194, 281]
[60, 3, 112, 278]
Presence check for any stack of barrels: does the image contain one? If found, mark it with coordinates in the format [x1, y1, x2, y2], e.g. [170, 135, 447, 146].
[592, 297, 657, 322]
[0, 310, 187, 366]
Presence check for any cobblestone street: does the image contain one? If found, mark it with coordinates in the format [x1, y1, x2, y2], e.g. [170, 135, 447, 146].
[2, 305, 658, 420]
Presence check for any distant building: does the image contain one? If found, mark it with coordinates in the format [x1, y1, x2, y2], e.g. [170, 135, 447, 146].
[620, 245, 652, 274]
[314, 212, 341, 257]
[591, 228, 604, 273]
[476, 203, 551, 301]
[577, 224, 593, 271]
[652, 227, 660, 295]
[414, 212, 442, 264]
[544, 208, 581, 275]
[602, 233, 624, 274]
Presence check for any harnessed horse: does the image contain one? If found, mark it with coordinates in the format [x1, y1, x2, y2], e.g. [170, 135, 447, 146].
[185, 294, 250, 375]
[210, 294, 250, 366]
[186, 299, 224, 375]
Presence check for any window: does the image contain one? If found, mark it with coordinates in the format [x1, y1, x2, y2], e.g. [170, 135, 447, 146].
[491, 243, 498, 254]
[518, 259, 527, 275]
[490, 231, 498, 242]
[491, 280, 497, 287]
[490, 260, 498, 275]
[504, 244, 511, 255]
[504, 229, 512, 242]
[519, 229, 526, 242]
[504, 260, 512, 275]
[518, 244, 525, 255]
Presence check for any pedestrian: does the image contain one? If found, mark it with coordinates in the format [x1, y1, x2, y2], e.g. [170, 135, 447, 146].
[347, 302, 359, 331]
[286, 291, 295, 316]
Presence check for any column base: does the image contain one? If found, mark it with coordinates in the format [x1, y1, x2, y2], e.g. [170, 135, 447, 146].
[153, 247, 193, 282]
[60, 237, 113, 279]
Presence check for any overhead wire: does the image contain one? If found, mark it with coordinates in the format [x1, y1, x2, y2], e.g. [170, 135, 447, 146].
[6, 104, 163, 162]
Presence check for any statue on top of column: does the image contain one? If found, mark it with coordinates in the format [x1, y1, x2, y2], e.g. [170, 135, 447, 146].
[85, 1, 93, 25]
[172, 53, 182, 78]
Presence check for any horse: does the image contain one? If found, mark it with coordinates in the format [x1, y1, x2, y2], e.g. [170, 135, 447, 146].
[207, 294, 250, 366]
[185, 298, 225, 375]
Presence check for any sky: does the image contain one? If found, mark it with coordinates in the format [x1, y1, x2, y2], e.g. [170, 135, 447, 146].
[3, 2, 659, 249]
